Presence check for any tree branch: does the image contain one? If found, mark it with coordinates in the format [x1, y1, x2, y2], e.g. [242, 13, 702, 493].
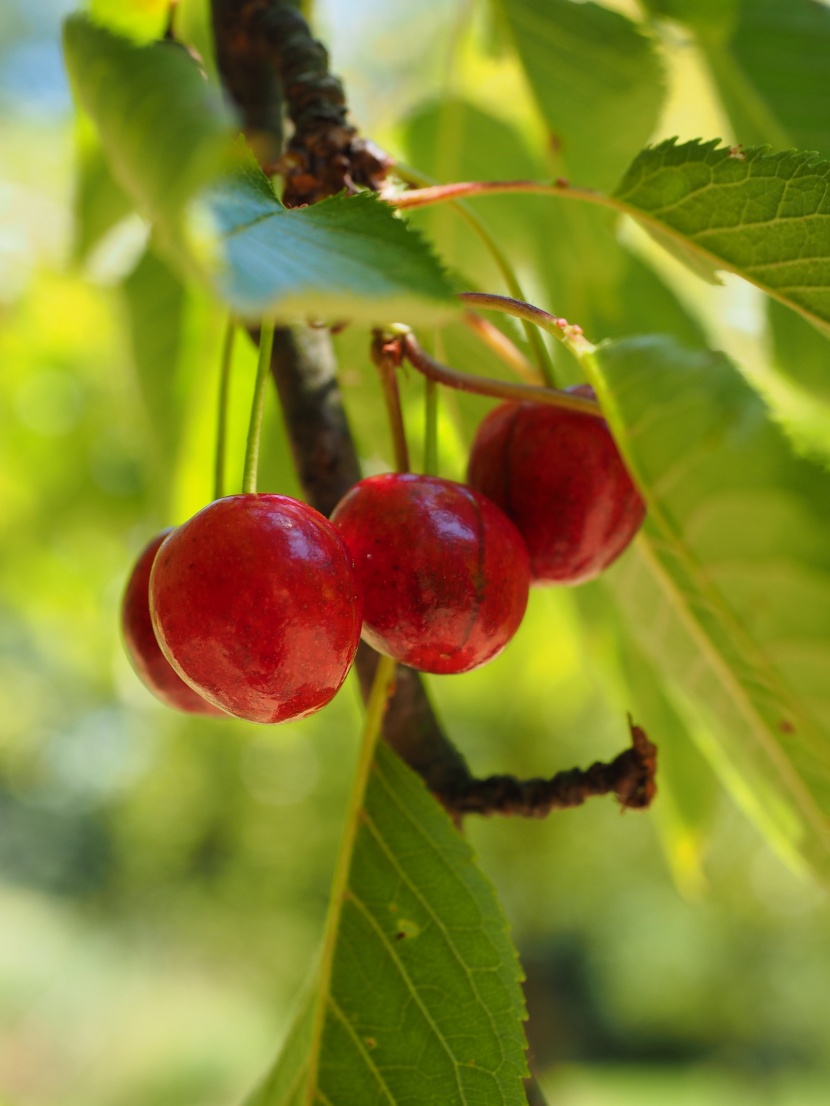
[212, 0, 391, 204]
[208, 0, 657, 821]
[436, 721, 657, 817]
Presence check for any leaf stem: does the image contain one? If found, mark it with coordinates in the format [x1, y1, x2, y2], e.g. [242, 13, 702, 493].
[303, 653, 398, 1105]
[401, 334, 604, 418]
[214, 315, 236, 500]
[393, 163, 557, 385]
[242, 321, 275, 494]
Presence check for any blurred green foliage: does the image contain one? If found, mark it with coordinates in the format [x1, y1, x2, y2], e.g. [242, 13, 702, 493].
[2, 1, 830, 1104]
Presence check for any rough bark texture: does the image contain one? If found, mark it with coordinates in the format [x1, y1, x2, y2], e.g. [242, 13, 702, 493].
[211, 0, 391, 204]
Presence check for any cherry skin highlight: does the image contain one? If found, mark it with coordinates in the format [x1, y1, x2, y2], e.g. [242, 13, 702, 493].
[149, 495, 363, 724]
[466, 390, 646, 586]
[330, 473, 530, 674]
[121, 531, 226, 716]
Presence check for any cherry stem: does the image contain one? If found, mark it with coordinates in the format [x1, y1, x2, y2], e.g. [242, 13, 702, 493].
[423, 378, 439, 476]
[393, 162, 557, 385]
[372, 333, 411, 473]
[458, 291, 597, 360]
[401, 333, 604, 419]
[242, 321, 275, 494]
[214, 315, 236, 500]
[462, 310, 543, 385]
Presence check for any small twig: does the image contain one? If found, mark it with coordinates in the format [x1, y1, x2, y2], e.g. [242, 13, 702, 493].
[438, 719, 657, 818]
[400, 333, 604, 418]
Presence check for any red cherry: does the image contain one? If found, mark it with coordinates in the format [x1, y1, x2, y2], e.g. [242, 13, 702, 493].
[149, 495, 363, 724]
[331, 473, 530, 674]
[121, 531, 226, 716]
[466, 392, 646, 586]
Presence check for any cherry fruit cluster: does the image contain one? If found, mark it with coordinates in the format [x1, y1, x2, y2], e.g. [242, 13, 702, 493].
[122, 393, 644, 724]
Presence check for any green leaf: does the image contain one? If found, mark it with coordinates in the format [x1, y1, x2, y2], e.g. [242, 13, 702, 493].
[640, 0, 739, 43]
[63, 14, 240, 227]
[676, 0, 830, 422]
[701, 0, 830, 155]
[767, 300, 830, 430]
[500, 0, 665, 190]
[72, 131, 134, 263]
[617, 623, 720, 898]
[88, 0, 170, 42]
[64, 15, 455, 324]
[245, 740, 529, 1106]
[121, 247, 186, 513]
[590, 334, 830, 878]
[198, 168, 456, 323]
[613, 140, 830, 335]
[402, 97, 548, 281]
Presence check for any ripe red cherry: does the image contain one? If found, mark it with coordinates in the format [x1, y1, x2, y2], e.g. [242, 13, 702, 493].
[330, 473, 530, 674]
[149, 495, 363, 724]
[121, 531, 226, 716]
[466, 392, 646, 586]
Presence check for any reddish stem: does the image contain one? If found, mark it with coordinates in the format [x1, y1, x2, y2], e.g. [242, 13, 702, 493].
[390, 178, 601, 211]
[400, 334, 604, 419]
[371, 332, 411, 473]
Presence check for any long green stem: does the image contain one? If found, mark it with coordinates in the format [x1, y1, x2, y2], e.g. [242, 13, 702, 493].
[303, 654, 398, 1105]
[394, 163, 557, 386]
[424, 378, 439, 476]
[242, 322, 275, 494]
[214, 315, 236, 500]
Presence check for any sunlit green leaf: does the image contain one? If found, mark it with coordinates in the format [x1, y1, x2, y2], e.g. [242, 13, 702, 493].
[199, 166, 455, 323]
[63, 16, 455, 325]
[767, 300, 830, 425]
[614, 140, 830, 334]
[63, 15, 240, 226]
[89, 0, 170, 42]
[702, 0, 830, 154]
[72, 133, 134, 263]
[246, 740, 529, 1106]
[501, 0, 665, 190]
[592, 334, 830, 877]
[617, 623, 720, 898]
[676, 0, 830, 432]
[403, 96, 547, 277]
[122, 247, 186, 513]
[640, 0, 739, 43]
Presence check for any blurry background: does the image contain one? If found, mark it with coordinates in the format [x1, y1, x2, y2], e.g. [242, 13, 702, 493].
[2, 1, 830, 1104]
